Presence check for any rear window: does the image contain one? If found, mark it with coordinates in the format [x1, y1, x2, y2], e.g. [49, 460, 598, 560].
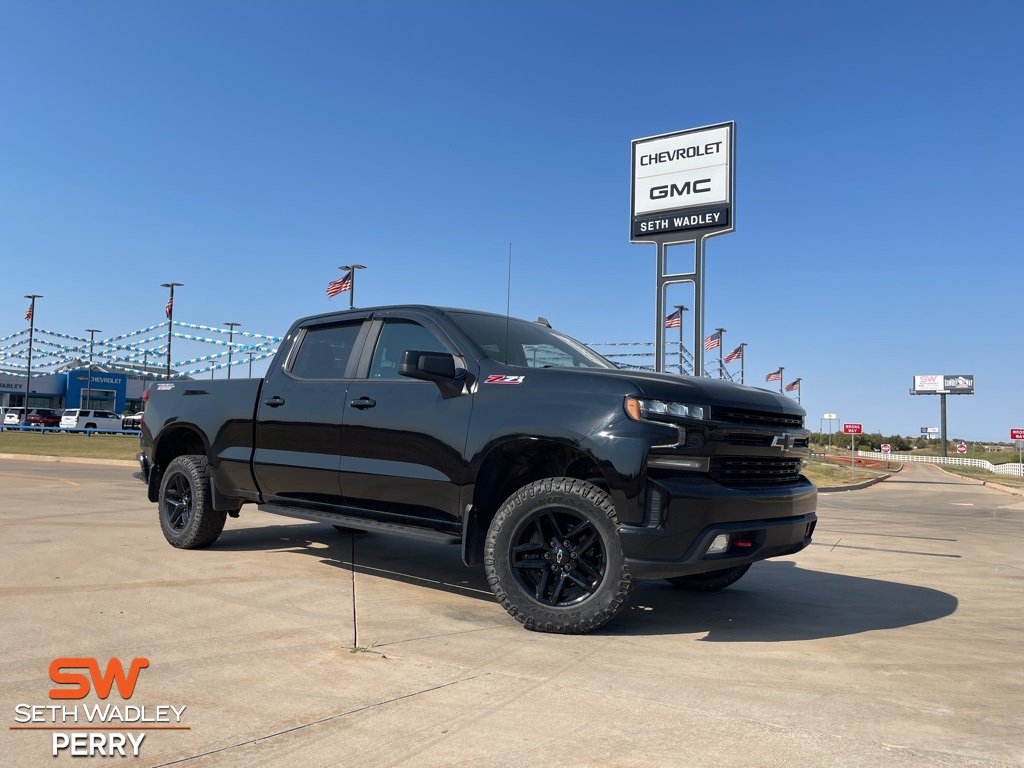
[64, 410, 81, 417]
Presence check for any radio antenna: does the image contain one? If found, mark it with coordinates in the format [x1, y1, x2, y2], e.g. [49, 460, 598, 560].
[504, 242, 512, 365]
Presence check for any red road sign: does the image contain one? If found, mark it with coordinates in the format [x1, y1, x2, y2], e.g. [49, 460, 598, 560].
[880, 444, 891, 453]
[956, 443, 967, 454]
[1011, 428, 1024, 441]
[843, 423, 863, 434]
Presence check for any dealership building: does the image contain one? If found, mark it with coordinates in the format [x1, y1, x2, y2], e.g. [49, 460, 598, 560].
[0, 365, 162, 414]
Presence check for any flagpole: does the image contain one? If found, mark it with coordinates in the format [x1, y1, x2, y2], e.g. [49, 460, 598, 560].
[24, 295, 42, 412]
[674, 305, 687, 374]
[339, 264, 366, 310]
[778, 366, 784, 394]
[161, 282, 183, 379]
[716, 327, 726, 378]
[740, 343, 747, 385]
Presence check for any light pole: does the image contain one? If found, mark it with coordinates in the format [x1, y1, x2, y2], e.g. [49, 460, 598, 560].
[161, 282, 183, 379]
[338, 264, 366, 310]
[24, 295, 42, 411]
[247, 352, 255, 378]
[673, 305, 688, 374]
[224, 322, 240, 379]
[84, 329, 102, 409]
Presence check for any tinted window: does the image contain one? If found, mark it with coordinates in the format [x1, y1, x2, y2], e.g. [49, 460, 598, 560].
[369, 319, 451, 380]
[290, 323, 361, 379]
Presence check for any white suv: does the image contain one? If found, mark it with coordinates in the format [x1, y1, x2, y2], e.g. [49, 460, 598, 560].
[60, 409, 123, 431]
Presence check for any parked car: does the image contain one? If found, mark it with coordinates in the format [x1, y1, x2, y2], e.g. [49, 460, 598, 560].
[122, 412, 144, 431]
[60, 409, 123, 431]
[26, 408, 63, 427]
[2, 408, 61, 428]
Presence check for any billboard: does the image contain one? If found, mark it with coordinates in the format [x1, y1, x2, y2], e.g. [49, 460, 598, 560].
[912, 374, 974, 395]
[631, 122, 734, 242]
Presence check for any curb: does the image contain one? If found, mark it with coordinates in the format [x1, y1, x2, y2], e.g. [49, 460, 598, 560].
[929, 462, 1024, 498]
[817, 474, 891, 493]
[0, 453, 137, 467]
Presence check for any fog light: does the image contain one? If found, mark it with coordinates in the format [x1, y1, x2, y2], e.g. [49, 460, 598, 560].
[707, 534, 730, 554]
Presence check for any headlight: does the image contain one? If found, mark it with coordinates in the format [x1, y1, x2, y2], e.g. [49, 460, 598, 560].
[624, 397, 706, 422]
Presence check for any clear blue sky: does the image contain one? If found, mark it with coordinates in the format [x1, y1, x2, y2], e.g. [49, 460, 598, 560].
[2, 1, 1021, 441]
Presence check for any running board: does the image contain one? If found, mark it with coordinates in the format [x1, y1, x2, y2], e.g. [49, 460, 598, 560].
[258, 503, 461, 545]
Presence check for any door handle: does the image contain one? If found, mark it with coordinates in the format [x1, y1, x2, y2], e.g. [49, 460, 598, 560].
[263, 396, 285, 408]
[349, 397, 376, 410]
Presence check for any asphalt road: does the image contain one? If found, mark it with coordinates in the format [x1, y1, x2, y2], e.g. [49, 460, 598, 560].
[0, 459, 1021, 767]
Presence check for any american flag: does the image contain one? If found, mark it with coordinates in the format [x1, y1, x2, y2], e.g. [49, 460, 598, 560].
[704, 331, 721, 352]
[165, 296, 173, 319]
[327, 271, 353, 298]
[723, 344, 743, 363]
[765, 369, 783, 382]
[785, 379, 800, 392]
[25, 304, 32, 322]
[665, 308, 682, 328]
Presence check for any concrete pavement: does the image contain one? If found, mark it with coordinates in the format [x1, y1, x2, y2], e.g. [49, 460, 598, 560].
[0, 459, 1021, 766]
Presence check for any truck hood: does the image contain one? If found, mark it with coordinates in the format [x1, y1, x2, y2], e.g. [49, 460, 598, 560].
[551, 367, 805, 418]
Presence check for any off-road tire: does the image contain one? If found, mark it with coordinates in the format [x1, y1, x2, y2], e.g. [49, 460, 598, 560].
[484, 477, 633, 634]
[665, 563, 751, 592]
[158, 455, 227, 549]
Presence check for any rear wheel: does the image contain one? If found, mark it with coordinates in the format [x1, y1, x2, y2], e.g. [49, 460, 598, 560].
[665, 564, 751, 592]
[485, 477, 633, 634]
[158, 455, 227, 549]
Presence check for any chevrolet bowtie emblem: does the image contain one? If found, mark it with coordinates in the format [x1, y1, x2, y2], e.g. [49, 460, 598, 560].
[771, 433, 795, 450]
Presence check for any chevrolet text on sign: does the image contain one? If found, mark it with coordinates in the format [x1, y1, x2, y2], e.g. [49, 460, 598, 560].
[631, 122, 733, 241]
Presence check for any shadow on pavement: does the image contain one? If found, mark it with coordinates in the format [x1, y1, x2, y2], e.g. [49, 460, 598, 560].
[215, 522, 958, 641]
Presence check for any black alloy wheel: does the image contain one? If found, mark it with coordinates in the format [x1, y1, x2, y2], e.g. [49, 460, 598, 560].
[510, 507, 607, 607]
[162, 470, 193, 533]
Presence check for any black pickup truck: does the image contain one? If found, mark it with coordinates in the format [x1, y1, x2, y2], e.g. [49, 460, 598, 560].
[138, 305, 816, 634]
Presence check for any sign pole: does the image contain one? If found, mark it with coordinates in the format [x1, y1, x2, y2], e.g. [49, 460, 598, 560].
[940, 393, 948, 458]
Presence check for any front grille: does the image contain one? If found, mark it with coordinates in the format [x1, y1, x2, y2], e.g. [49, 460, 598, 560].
[710, 457, 803, 485]
[723, 432, 774, 447]
[713, 406, 804, 429]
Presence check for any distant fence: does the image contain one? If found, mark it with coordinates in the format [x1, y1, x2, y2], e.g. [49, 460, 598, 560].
[856, 450, 1023, 477]
[1, 425, 139, 437]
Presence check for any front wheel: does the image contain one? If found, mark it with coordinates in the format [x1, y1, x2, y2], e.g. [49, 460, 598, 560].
[484, 477, 633, 634]
[158, 455, 227, 549]
[665, 564, 751, 592]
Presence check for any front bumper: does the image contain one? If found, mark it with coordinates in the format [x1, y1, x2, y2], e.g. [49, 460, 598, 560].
[620, 475, 817, 579]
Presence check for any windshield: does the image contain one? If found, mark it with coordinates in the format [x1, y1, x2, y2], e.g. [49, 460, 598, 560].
[448, 312, 616, 369]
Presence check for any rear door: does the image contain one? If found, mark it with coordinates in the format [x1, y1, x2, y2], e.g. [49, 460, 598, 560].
[252, 314, 370, 510]
[338, 310, 474, 531]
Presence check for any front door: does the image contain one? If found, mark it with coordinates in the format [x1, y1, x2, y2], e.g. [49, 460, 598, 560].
[339, 313, 473, 531]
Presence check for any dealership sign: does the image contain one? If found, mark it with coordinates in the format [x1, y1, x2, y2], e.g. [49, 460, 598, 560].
[912, 374, 974, 395]
[631, 122, 734, 242]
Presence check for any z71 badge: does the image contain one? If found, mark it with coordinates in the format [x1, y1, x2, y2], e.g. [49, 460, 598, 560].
[484, 375, 525, 385]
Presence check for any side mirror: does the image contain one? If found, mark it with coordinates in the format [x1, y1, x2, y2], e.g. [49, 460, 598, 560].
[398, 350, 459, 383]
